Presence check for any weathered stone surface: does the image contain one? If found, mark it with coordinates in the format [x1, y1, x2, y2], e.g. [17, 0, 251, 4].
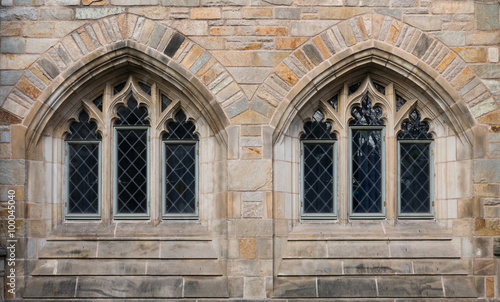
[283, 241, 327, 258]
[0, 8, 37, 21]
[24, 277, 77, 297]
[432, 1, 474, 14]
[244, 277, 265, 299]
[378, 276, 444, 297]
[477, 3, 500, 31]
[161, 241, 218, 258]
[443, 276, 477, 297]
[184, 277, 229, 297]
[290, 21, 339, 36]
[273, 277, 317, 298]
[452, 47, 488, 63]
[328, 241, 390, 258]
[344, 259, 413, 275]
[470, 65, 500, 79]
[0, 159, 25, 185]
[474, 160, 500, 183]
[235, 219, 273, 237]
[228, 160, 271, 190]
[97, 241, 159, 258]
[39, 241, 97, 258]
[191, 7, 221, 19]
[404, 16, 441, 31]
[75, 8, 125, 19]
[466, 32, 500, 45]
[318, 7, 370, 19]
[275, 7, 300, 20]
[318, 277, 377, 297]
[76, 276, 183, 298]
[111, 0, 158, 4]
[390, 240, 460, 258]
[227, 67, 272, 84]
[433, 32, 465, 47]
[147, 260, 223, 275]
[1, 38, 25, 54]
[279, 259, 342, 276]
[0, 70, 23, 85]
[162, 0, 199, 6]
[412, 259, 470, 275]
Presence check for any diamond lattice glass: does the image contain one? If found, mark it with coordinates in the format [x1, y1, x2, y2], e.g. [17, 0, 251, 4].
[400, 143, 431, 213]
[67, 144, 99, 214]
[303, 143, 334, 214]
[165, 143, 196, 214]
[301, 110, 336, 140]
[351, 129, 383, 214]
[163, 110, 198, 140]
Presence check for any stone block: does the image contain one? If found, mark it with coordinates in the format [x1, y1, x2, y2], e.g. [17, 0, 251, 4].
[466, 32, 500, 46]
[228, 160, 271, 190]
[0, 70, 23, 85]
[413, 259, 470, 274]
[184, 277, 229, 297]
[283, 241, 327, 258]
[75, 8, 125, 20]
[24, 277, 77, 298]
[242, 201, 263, 217]
[279, 259, 342, 276]
[378, 276, 444, 297]
[474, 160, 500, 183]
[344, 259, 413, 275]
[477, 3, 500, 31]
[1, 38, 25, 54]
[489, 47, 499, 63]
[390, 240, 460, 258]
[290, 21, 339, 36]
[129, 7, 169, 20]
[227, 67, 273, 85]
[25, 38, 58, 54]
[470, 65, 500, 79]
[76, 276, 183, 298]
[474, 259, 496, 275]
[273, 277, 317, 298]
[452, 47, 487, 63]
[235, 219, 273, 237]
[393, 0, 415, 7]
[432, 1, 474, 14]
[443, 276, 478, 297]
[161, 241, 218, 258]
[52, 259, 146, 275]
[111, 0, 157, 3]
[162, 0, 199, 5]
[318, 277, 377, 297]
[0, 8, 37, 21]
[39, 241, 97, 258]
[374, 8, 402, 20]
[404, 16, 441, 31]
[98, 241, 159, 258]
[191, 8, 221, 19]
[242, 7, 272, 19]
[0, 159, 25, 185]
[328, 241, 390, 258]
[244, 277, 265, 299]
[240, 238, 257, 259]
[275, 7, 300, 20]
[275, 37, 309, 50]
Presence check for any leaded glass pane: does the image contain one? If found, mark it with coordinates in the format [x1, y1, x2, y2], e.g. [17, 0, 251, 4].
[352, 129, 383, 214]
[350, 97, 383, 126]
[114, 82, 126, 95]
[161, 93, 172, 111]
[327, 94, 338, 111]
[374, 82, 386, 94]
[165, 143, 196, 214]
[163, 110, 198, 140]
[67, 111, 101, 140]
[303, 143, 334, 214]
[115, 96, 149, 126]
[398, 110, 432, 140]
[116, 129, 148, 214]
[67, 143, 99, 214]
[301, 110, 337, 140]
[396, 94, 406, 112]
[400, 143, 431, 213]
[139, 82, 151, 95]
[348, 82, 361, 95]
[93, 95, 103, 111]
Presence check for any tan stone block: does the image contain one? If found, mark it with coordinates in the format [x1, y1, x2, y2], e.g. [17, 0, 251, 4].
[0, 144, 11, 159]
[274, 63, 298, 87]
[22, 21, 55, 38]
[191, 37, 224, 50]
[228, 160, 272, 190]
[0, 54, 39, 70]
[432, 1, 475, 14]
[241, 126, 261, 136]
[129, 7, 169, 20]
[82, 0, 108, 4]
[275, 37, 309, 50]
[191, 8, 220, 19]
[436, 52, 457, 73]
[404, 15, 442, 31]
[486, 277, 494, 297]
[242, 147, 262, 159]
[476, 218, 500, 236]
[386, 20, 403, 45]
[242, 8, 272, 19]
[196, 57, 217, 77]
[211, 51, 252, 67]
[466, 32, 500, 46]
[77, 28, 96, 53]
[10, 125, 26, 159]
[181, 45, 204, 69]
[313, 36, 332, 59]
[1, 22, 22, 36]
[452, 47, 487, 63]
[471, 98, 498, 118]
[231, 109, 270, 125]
[474, 184, 499, 198]
[16, 77, 41, 101]
[240, 238, 257, 259]
[338, 21, 356, 46]
[450, 67, 475, 90]
[115, 14, 127, 39]
[294, 49, 314, 71]
[255, 27, 288, 36]
[318, 7, 370, 19]
[479, 109, 500, 125]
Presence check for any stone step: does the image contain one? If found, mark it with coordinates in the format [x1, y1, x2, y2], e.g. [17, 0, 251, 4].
[278, 259, 470, 276]
[283, 239, 460, 259]
[274, 276, 476, 298]
[23, 276, 229, 299]
[38, 240, 219, 259]
[31, 259, 223, 276]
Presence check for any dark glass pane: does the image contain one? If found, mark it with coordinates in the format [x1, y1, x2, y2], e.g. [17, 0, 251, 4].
[327, 94, 338, 111]
[400, 143, 431, 213]
[68, 144, 99, 214]
[163, 110, 198, 140]
[352, 129, 383, 214]
[139, 82, 151, 96]
[301, 110, 337, 140]
[116, 129, 148, 214]
[114, 82, 126, 95]
[115, 96, 149, 126]
[374, 82, 385, 94]
[396, 94, 406, 112]
[161, 93, 172, 111]
[67, 111, 101, 140]
[350, 97, 383, 126]
[165, 144, 196, 214]
[93, 95, 103, 111]
[348, 82, 361, 95]
[303, 143, 334, 214]
[398, 109, 432, 140]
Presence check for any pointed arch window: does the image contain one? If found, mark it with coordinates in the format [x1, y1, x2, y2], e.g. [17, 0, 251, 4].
[398, 109, 434, 219]
[300, 110, 337, 219]
[65, 111, 101, 219]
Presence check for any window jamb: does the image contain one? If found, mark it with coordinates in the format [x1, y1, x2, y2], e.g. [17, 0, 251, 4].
[349, 125, 386, 220]
[397, 140, 434, 219]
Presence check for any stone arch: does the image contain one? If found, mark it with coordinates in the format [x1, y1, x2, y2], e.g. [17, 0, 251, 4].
[2, 13, 250, 150]
[250, 14, 494, 143]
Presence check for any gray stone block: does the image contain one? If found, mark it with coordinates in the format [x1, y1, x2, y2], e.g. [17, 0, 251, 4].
[15, 0, 43, 5]
[377, 276, 444, 297]
[275, 7, 300, 20]
[474, 160, 500, 183]
[40, 8, 74, 20]
[374, 8, 402, 20]
[97, 241, 160, 258]
[273, 277, 317, 298]
[57, 259, 145, 275]
[45, 0, 79, 4]
[111, 0, 158, 4]
[327, 241, 390, 258]
[470, 65, 500, 79]
[38, 58, 60, 79]
[0, 159, 25, 185]
[146, 260, 223, 275]
[433, 32, 465, 47]
[0, 70, 23, 85]
[443, 276, 477, 298]
[184, 277, 229, 297]
[278, 259, 342, 276]
[302, 44, 323, 65]
[392, 0, 415, 6]
[477, 3, 500, 31]
[389, 240, 460, 258]
[283, 241, 327, 258]
[161, 0, 199, 6]
[75, 8, 125, 20]
[343, 259, 413, 275]
[0, 87, 12, 106]
[318, 277, 377, 297]
[76, 276, 183, 298]
[1, 38, 25, 54]
[235, 219, 273, 237]
[0, 8, 38, 20]
[412, 259, 470, 275]
[39, 241, 97, 259]
[160, 241, 218, 258]
[24, 277, 77, 298]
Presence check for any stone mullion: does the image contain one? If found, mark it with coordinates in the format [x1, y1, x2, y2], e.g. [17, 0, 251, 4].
[101, 84, 113, 224]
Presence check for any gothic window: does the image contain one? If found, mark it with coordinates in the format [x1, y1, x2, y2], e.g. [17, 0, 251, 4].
[398, 109, 434, 219]
[65, 111, 101, 219]
[300, 110, 337, 219]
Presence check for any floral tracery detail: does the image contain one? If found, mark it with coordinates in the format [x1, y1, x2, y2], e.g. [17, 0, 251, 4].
[398, 109, 432, 140]
[350, 97, 383, 126]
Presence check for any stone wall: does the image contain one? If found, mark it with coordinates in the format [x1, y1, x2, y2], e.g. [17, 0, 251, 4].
[0, 0, 499, 300]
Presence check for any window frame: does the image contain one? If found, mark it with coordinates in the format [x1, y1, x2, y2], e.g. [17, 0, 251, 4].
[64, 140, 102, 220]
[300, 139, 338, 220]
[397, 140, 434, 220]
[113, 126, 151, 220]
[162, 139, 199, 220]
[348, 125, 386, 220]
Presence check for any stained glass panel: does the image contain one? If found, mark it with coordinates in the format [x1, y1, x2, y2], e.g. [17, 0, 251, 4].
[93, 95, 103, 111]
[327, 94, 338, 111]
[67, 111, 101, 140]
[350, 97, 383, 126]
[161, 94, 172, 111]
[115, 97, 149, 126]
[398, 110, 432, 140]
[301, 110, 337, 140]
[114, 82, 126, 95]
[163, 110, 198, 140]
